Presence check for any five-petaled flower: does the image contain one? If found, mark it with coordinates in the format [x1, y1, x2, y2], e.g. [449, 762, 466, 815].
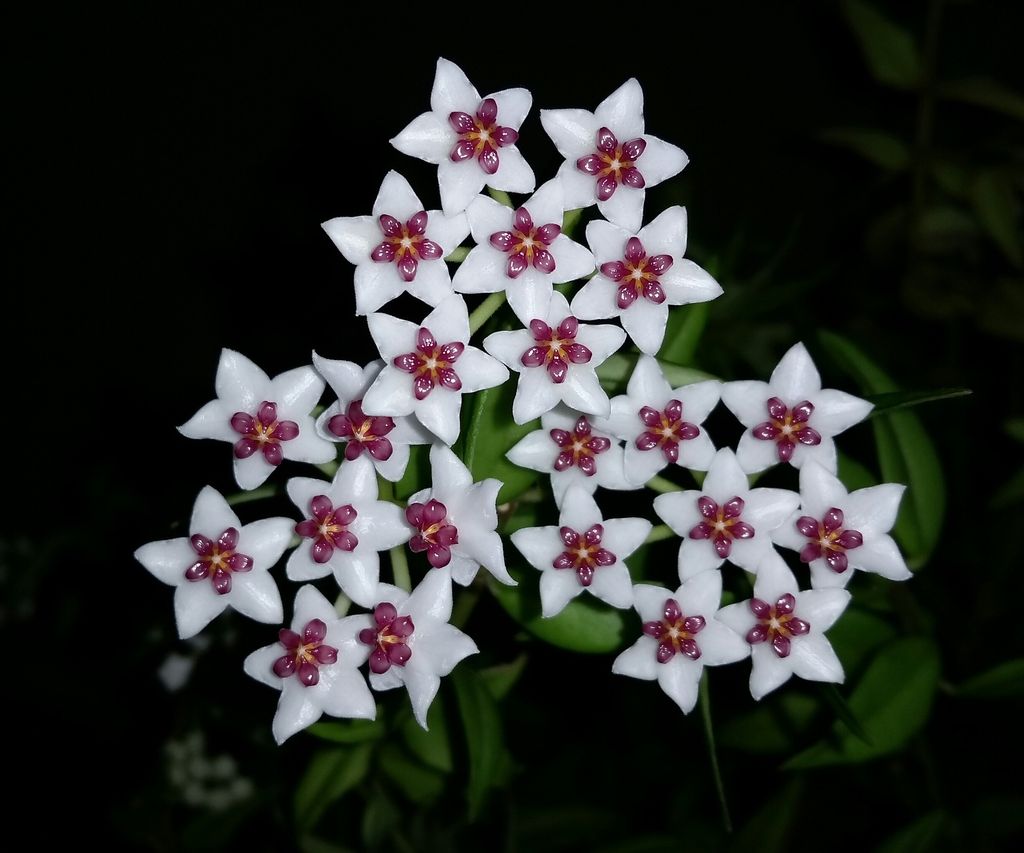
[722, 342, 873, 474]
[135, 486, 292, 638]
[244, 585, 376, 743]
[391, 58, 535, 215]
[541, 78, 688, 231]
[313, 354, 433, 482]
[452, 179, 595, 324]
[483, 291, 625, 424]
[353, 568, 479, 729]
[285, 456, 410, 607]
[595, 355, 720, 487]
[653, 448, 799, 581]
[178, 349, 334, 490]
[506, 406, 634, 507]
[404, 444, 514, 587]
[612, 571, 749, 713]
[571, 206, 723, 354]
[321, 171, 470, 316]
[717, 552, 850, 700]
[511, 485, 651, 617]
[362, 294, 508, 445]
[771, 460, 911, 589]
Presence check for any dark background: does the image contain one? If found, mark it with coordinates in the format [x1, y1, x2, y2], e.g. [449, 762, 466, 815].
[8, 2, 1023, 849]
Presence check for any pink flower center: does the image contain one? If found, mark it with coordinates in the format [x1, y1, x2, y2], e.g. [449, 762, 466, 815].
[230, 401, 299, 466]
[576, 127, 647, 200]
[448, 97, 519, 175]
[520, 315, 592, 384]
[273, 619, 339, 687]
[489, 206, 561, 279]
[295, 496, 358, 565]
[636, 399, 700, 463]
[599, 237, 673, 309]
[552, 524, 616, 587]
[328, 399, 396, 462]
[370, 211, 444, 283]
[406, 498, 459, 569]
[185, 527, 253, 595]
[746, 594, 810, 658]
[642, 598, 707, 663]
[752, 397, 822, 463]
[688, 496, 755, 559]
[393, 327, 465, 401]
[796, 508, 864, 573]
[359, 602, 414, 674]
[550, 415, 611, 476]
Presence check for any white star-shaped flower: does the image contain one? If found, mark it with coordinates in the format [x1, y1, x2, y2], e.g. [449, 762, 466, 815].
[451, 179, 595, 324]
[135, 486, 291, 639]
[540, 78, 688, 232]
[653, 448, 800, 581]
[721, 342, 873, 474]
[594, 355, 720, 487]
[285, 456, 410, 607]
[771, 460, 911, 589]
[178, 349, 335, 490]
[321, 171, 470, 316]
[353, 568, 479, 729]
[571, 207, 722, 354]
[243, 585, 376, 744]
[482, 291, 625, 424]
[717, 552, 850, 700]
[312, 354, 433, 482]
[391, 57, 535, 215]
[362, 294, 509, 445]
[612, 571, 749, 713]
[505, 407, 634, 507]
[404, 443, 513, 587]
[510, 485, 651, 617]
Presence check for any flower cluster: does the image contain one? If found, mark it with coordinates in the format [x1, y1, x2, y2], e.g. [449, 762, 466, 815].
[137, 58, 911, 743]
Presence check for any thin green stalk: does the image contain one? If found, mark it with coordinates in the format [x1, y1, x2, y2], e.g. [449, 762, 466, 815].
[468, 291, 508, 334]
[644, 523, 676, 544]
[699, 677, 732, 833]
[487, 187, 514, 208]
[227, 484, 277, 506]
[646, 474, 682, 494]
[451, 584, 482, 629]
[390, 544, 411, 592]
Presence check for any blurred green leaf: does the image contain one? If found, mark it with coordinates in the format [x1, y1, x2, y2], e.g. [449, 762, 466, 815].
[718, 692, 818, 755]
[378, 742, 445, 804]
[819, 683, 872, 745]
[401, 695, 453, 772]
[837, 451, 878, 493]
[597, 352, 714, 393]
[463, 381, 540, 503]
[877, 811, 949, 853]
[452, 667, 505, 819]
[955, 659, 1024, 699]
[307, 718, 384, 744]
[938, 77, 1024, 121]
[294, 743, 373, 827]
[866, 387, 971, 415]
[659, 302, 710, 365]
[970, 171, 1023, 268]
[992, 467, 1024, 509]
[728, 779, 803, 853]
[1005, 417, 1024, 443]
[360, 790, 400, 849]
[393, 444, 429, 501]
[840, 0, 921, 91]
[489, 572, 626, 653]
[785, 637, 940, 768]
[827, 606, 897, 673]
[480, 653, 528, 701]
[819, 331, 945, 566]
[819, 128, 910, 171]
[445, 245, 470, 262]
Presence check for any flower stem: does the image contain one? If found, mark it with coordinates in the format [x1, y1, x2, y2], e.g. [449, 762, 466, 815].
[226, 484, 277, 506]
[468, 291, 508, 335]
[644, 523, 676, 544]
[445, 246, 470, 263]
[451, 583, 481, 628]
[487, 187, 514, 208]
[390, 545, 412, 592]
[646, 474, 681, 493]
[699, 676, 732, 833]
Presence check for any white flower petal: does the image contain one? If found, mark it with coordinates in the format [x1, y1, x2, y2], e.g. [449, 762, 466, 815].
[405, 566, 454, 624]
[457, 527, 514, 585]
[190, 486, 241, 538]
[492, 147, 537, 194]
[312, 354, 367, 403]
[715, 602, 754, 636]
[430, 58, 480, 114]
[558, 485, 603, 533]
[612, 638, 660, 680]
[354, 262, 406, 316]
[589, 563, 634, 609]
[677, 538, 725, 581]
[751, 552, 799, 603]
[657, 658, 703, 713]
[273, 682, 323, 744]
[362, 368, 416, 417]
[489, 86, 532, 130]
[702, 449, 750, 498]
[286, 546, 329, 582]
[370, 669, 404, 692]
[506, 430, 555, 473]
[556, 160, 600, 210]
[481, 329, 530, 370]
[429, 443, 473, 495]
[854, 533, 912, 581]
[734, 431, 782, 474]
[416, 621, 478, 676]
[597, 187, 645, 233]
[594, 78, 645, 139]
[244, 643, 285, 690]
[428, 209, 471, 254]
[626, 355, 672, 403]
[321, 215, 379, 266]
[230, 571, 284, 624]
[601, 517, 652, 559]
[623, 443, 669, 486]
[540, 108, 599, 158]
[743, 488, 801, 532]
[653, 490, 702, 537]
[721, 380, 773, 427]
[241, 518, 294, 570]
[570, 277, 615, 321]
[620, 298, 669, 355]
[844, 484, 905, 532]
[135, 538, 193, 586]
[524, 178, 564, 227]
[373, 171, 423, 221]
[215, 349, 271, 411]
[798, 461, 849, 519]
[406, 259, 456, 308]
[550, 235, 595, 284]
[512, 368, 563, 423]
[457, 346, 510, 393]
[678, 569, 723, 616]
[770, 512, 808, 553]
[331, 551, 381, 607]
[415, 390, 463, 445]
[319, 667, 377, 720]
[465, 194, 513, 242]
[506, 270, 555, 325]
[174, 582, 228, 639]
[178, 399, 235, 442]
[390, 111, 452, 164]
[789, 633, 844, 684]
[727, 537, 775, 573]
[438, 159, 488, 216]
[749, 644, 794, 700]
[374, 443, 411, 482]
[810, 389, 874, 436]
[233, 454, 273, 490]
[403, 661, 443, 730]
[697, 622, 751, 667]
[283, 423, 336, 464]
[576, 323, 626, 364]
[770, 342, 822, 400]
[451, 245, 506, 295]
[676, 431, 717, 472]
[539, 568, 583, 617]
[423, 293, 470, 344]
[638, 205, 687, 255]
[561, 369, 611, 418]
[791, 439, 839, 474]
[638, 135, 688, 186]
[660, 259, 723, 304]
[508, 521, 558, 565]
[367, 312, 419, 360]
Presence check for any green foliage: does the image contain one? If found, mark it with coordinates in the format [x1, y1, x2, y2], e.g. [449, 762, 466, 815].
[401, 696, 454, 772]
[307, 718, 385, 744]
[819, 128, 910, 171]
[840, 0, 921, 90]
[659, 302, 710, 365]
[866, 387, 972, 415]
[597, 352, 714, 393]
[462, 381, 540, 503]
[955, 659, 1024, 699]
[938, 77, 1024, 121]
[877, 811, 949, 853]
[294, 743, 374, 827]
[785, 638, 940, 768]
[452, 667, 506, 819]
[969, 171, 1024, 268]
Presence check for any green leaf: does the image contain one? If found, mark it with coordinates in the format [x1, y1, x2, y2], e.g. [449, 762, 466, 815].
[955, 658, 1024, 699]
[451, 667, 505, 819]
[1005, 417, 1024, 443]
[840, 0, 921, 90]
[401, 695, 453, 772]
[479, 653, 528, 701]
[294, 743, 373, 827]
[445, 245, 470, 262]
[462, 381, 540, 503]
[718, 693, 818, 755]
[818, 331, 946, 566]
[836, 451, 877, 493]
[378, 742, 445, 804]
[970, 171, 1024, 268]
[306, 719, 384, 744]
[727, 779, 803, 853]
[699, 677, 731, 833]
[877, 811, 949, 853]
[938, 77, 1024, 121]
[992, 466, 1024, 509]
[819, 128, 910, 171]
[819, 684, 873, 745]
[659, 302, 710, 365]
[360, 790, 400, 849]
[866, 387, 972, 415]
[826, 606, 897, 673]
[784, 637, 940, 768]
[597, 352, 714, 393]
[393, 444, 429, 500]
[489, 571, 626, 654]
